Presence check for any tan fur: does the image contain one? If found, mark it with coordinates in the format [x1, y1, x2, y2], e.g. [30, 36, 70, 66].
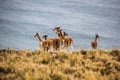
[54, 29, 65, 49]
[34, 33, 52, 51]
[63, 32, 73, 50]
[91, 41, 97, 49]
[53, 27, 64, 50]
[53, 28, 73, 51]
[42, 34, 61, 51]
[64, 38, 73, 47]
[50, 38, 61, 51]
[91, 34, 99, 49]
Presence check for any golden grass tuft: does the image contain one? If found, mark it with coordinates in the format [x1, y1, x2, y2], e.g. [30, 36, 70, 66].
[0, 49, 120, 80]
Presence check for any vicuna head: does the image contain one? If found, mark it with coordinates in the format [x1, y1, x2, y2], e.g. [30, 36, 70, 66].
[63, 32, 69, 37]
[34, 32, 39, 38]
[91, 34, 100, 49]
[42, 35, 48, 40]
[53, 26, 60, 33]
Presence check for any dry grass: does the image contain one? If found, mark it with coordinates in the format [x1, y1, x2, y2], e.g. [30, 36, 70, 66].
[0, 49, 120, 80]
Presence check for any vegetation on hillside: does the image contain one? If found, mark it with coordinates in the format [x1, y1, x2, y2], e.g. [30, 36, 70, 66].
[0, 49, 120, 80]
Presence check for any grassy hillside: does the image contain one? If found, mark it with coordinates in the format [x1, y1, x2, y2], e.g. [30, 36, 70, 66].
[0, 49, 120, 80]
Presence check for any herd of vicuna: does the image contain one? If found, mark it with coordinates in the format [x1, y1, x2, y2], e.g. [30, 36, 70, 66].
[34, 27, 99, 52]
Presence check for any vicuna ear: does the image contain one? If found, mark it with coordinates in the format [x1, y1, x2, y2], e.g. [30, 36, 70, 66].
[96, 34, 99, 38]
[54, 26, 60, 30]
[56, 27, 60, 29]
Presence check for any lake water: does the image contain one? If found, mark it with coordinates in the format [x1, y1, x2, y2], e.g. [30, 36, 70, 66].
[0, 0, 120, 50]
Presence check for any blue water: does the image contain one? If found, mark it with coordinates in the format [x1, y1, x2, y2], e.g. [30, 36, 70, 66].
[0, 0, 120, 50]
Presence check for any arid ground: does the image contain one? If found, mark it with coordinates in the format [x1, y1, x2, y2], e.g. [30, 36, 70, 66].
[0, 49, 120, 80]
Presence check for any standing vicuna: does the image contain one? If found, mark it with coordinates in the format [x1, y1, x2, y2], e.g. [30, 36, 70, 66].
[63, 31, 73, 50]
[53, 27, 65, 50]
[53, 27, 73, 51]
[34, 32, 52, 51]
[42, 34, 53, 51]
[42, 34, 60, 51]
[91, 34, 99, 49]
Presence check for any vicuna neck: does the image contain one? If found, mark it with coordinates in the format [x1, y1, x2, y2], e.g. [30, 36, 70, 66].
[95, 36, 98, 41]
[58, 31, 64, 39]
[37, 34, 42, 42]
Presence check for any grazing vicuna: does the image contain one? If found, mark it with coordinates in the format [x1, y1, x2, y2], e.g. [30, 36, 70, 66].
[91, 34, 99, 49]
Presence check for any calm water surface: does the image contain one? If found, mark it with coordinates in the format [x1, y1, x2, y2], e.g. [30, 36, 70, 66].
[0, 0, 120, 50]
